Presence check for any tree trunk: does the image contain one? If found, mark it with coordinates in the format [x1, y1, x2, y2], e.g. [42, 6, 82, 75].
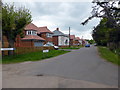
[8, 39, 15, 55]
[2, 36, 4, 56]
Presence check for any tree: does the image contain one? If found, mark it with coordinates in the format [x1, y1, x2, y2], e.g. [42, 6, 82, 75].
[81, 1, 120, 27]
[81, 1, 120, 49]
[88, 39, 95, 44]
[92, 18, 110, 46]
[2, 3, 32, 55]
[0, 0, 2, 50]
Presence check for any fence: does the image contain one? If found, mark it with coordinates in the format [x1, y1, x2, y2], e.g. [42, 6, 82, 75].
[2, 46, 54, 56]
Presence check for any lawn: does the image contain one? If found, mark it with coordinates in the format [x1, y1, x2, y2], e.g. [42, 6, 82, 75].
[2, 50, 70, 64]
[60, 45, 83, 49]
[98, 46, 119, 66]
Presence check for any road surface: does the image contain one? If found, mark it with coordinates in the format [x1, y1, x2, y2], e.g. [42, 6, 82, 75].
[2, 46, 118, 88]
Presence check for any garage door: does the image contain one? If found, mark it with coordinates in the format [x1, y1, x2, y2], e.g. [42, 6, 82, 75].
[34, 41, 43, 47]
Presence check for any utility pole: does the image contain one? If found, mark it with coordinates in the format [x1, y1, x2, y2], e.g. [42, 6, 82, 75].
[69, 27, 70, 47]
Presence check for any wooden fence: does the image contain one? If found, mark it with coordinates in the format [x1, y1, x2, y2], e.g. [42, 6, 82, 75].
[2, 46, 54, 56]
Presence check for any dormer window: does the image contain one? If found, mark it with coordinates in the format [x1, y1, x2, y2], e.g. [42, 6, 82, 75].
[26, 30, 37, 35]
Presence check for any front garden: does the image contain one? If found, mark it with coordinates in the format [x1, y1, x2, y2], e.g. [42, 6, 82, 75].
[2, 50, 70, 64]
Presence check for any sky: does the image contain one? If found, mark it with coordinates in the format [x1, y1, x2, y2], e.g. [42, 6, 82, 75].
[3, 0, 101, 40]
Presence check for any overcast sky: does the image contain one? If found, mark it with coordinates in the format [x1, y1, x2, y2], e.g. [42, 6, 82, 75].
[3, 0, 101, 39]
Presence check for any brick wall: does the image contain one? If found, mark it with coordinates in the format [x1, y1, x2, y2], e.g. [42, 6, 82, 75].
[70, 39, 73, 46]
[39, 33, 52, 44]
[52, 36, 58, 46]
[74, 40, 80, 45]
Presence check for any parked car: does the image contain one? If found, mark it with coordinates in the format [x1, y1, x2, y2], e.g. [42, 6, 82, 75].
[85, 44, 90, 47]
[44, 43, 59, 50]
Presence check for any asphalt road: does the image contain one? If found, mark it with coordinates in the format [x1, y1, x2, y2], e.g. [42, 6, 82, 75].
[22, 45, 118, 86]
[3, 45, 118, 88]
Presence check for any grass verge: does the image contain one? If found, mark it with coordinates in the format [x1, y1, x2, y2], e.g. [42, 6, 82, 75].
[2, 50, 70, 64]
[98, 46, 119, 66]
[60, 45, 83, 49]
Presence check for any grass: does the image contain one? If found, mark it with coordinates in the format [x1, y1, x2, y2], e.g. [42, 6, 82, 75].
[98, 46, 119, 66]
[2, 50, 70, 64]
[60, 45, 83, 49]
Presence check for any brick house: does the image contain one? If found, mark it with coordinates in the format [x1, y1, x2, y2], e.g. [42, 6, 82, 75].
[14, 23, 45, 47]
[74, 37, 81, 45]
[37, 26, 53, 45]
[52, 28, 69, 46]
[70, 35, 76, 46]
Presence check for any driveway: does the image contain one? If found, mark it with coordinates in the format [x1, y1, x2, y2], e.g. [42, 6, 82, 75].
[2, 46, 118, 88]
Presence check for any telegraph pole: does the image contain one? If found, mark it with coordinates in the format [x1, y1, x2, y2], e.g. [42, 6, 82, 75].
[69, 27, 70, 47]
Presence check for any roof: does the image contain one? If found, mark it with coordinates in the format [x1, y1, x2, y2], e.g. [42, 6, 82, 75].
[76, 37, 80, 40]
[53, 29, 68, 36]
[37, 26, 53, 34]
[22, 35, 45, 41]
[70, 35, 75, 39]
[24, 23, 39, 31]
[53, 30, 65, 36]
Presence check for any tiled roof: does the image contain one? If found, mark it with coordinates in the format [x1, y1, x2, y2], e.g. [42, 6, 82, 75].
[22, 35, 45, 41]
[70, 35, 75, 39]
[24, 23, 39, 31]
[53, 30, 65, 36]
[53, 28, 68, 36]
[37, 26, 53, 34]
[76, 37, 80, 40]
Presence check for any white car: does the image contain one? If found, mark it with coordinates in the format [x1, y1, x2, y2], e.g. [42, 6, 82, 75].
[44, 43, 59, 50]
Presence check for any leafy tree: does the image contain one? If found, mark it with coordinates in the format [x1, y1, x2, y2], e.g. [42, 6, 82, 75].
[92, 18, 111, 46]
[0, 0, 2, 48]
[2, 3, 32, 55]
[0, 0, 2, 20]
[88, 39, 95, 44]
[81, 1, 120, 49]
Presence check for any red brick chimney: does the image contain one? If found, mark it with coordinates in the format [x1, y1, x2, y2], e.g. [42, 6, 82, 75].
[56, 28, 59, 31]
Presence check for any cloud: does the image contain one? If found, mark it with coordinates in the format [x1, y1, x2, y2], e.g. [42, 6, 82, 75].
[3, 1, 100, 40]
[3, 0, 93, 2]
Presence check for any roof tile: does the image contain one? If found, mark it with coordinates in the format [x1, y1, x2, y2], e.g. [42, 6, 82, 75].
[24, 23, 39, 31]
[38, 26, 53, 34]
[22, 35, 45, 41]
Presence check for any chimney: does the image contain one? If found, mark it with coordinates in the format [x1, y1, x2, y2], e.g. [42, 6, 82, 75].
[56, 28, 59, 31]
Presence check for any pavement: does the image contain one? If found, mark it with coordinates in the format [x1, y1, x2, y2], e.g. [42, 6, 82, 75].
[2, 45, 118, 88]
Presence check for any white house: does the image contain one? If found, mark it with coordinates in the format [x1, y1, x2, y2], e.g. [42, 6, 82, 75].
[52, 28, 69, 46]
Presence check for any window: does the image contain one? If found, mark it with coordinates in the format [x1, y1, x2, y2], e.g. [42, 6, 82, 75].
[26, 30, 37, 35]
[46, 33, 52, 37]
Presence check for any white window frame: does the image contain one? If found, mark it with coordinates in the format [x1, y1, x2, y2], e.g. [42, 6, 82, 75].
[26, 30, 37, 35]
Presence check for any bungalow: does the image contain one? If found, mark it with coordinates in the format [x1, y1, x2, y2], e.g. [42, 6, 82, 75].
[15, 23, 45, 47]
[37, 26, 53, 45]
[52, 28, 69, 46]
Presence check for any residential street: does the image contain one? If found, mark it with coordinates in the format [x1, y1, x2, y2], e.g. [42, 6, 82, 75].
[2, 46, 118, 88]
